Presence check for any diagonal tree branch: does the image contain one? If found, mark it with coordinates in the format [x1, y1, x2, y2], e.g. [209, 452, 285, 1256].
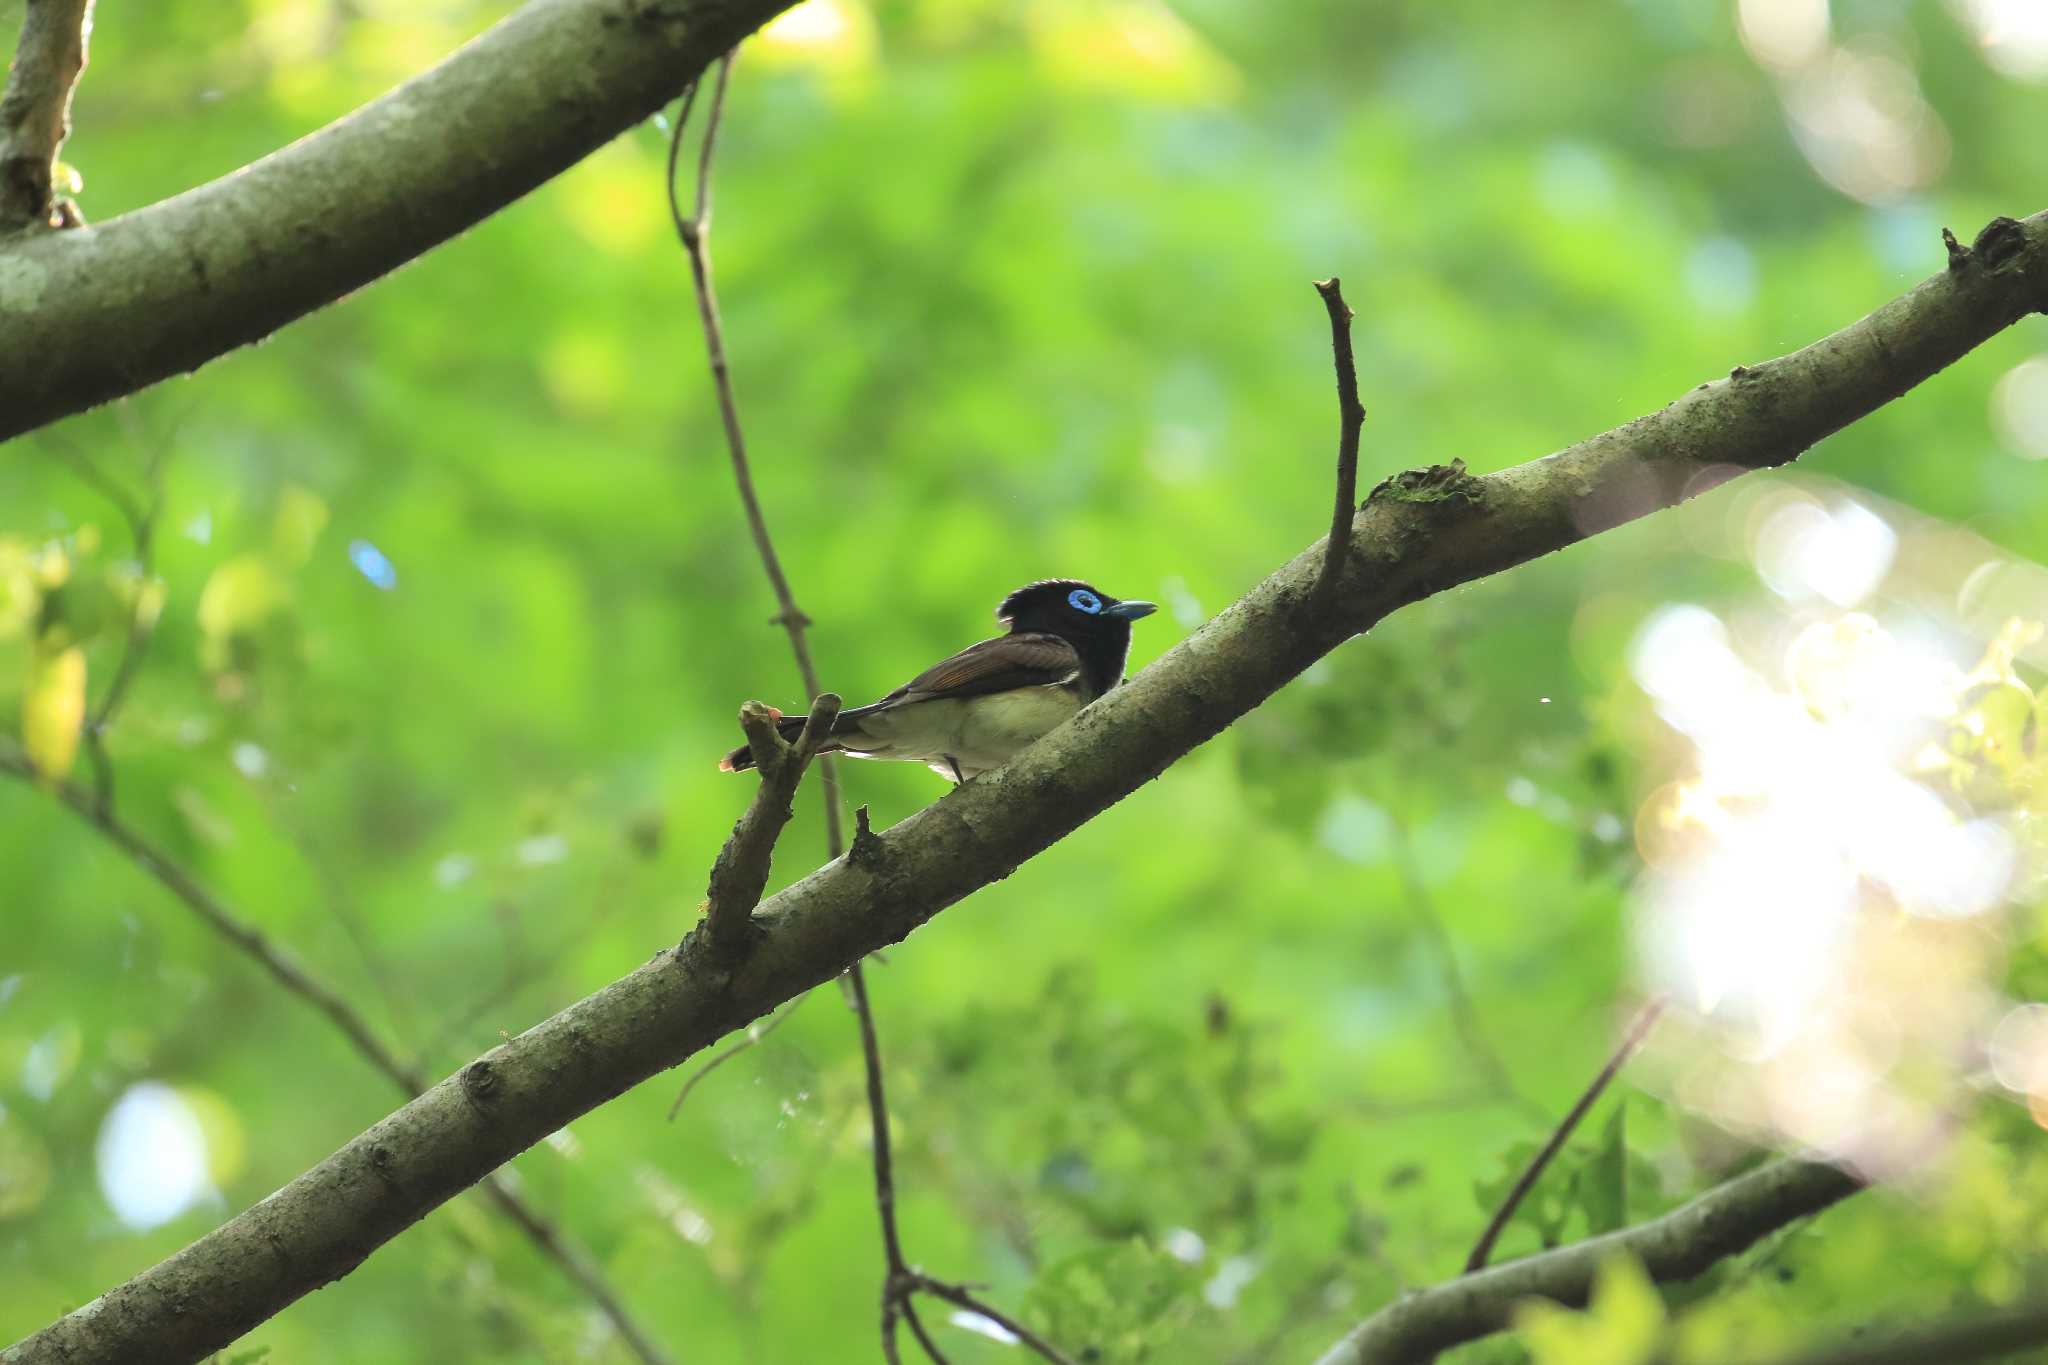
[1757, 1299, 2048, 1365]
[1311, 1158, 1864, 1365]
[0, 0, 801, 443]
[0, 0, 94, 233]
[4, 210, 2043, 1365]
[0, 748, 677, 1365]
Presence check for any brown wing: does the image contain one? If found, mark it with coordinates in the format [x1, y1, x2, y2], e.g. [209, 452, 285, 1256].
[881, 632, 1081, 705]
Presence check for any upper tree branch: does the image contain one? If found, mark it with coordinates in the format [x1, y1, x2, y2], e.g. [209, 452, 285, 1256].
[0, 0, 93, 234]
[1311, 1159, 1864, 1364]
[5, 211, 2044, 1365]
[0, 0, 800, 443]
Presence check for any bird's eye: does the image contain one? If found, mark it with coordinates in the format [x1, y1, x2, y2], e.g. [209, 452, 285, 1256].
[1067, 589, 1103, 615]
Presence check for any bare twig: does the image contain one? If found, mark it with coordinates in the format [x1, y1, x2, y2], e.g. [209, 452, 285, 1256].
[1757, 1298, 2048, 1365]
[665, 52, 832, 732]
[911, 1276, 1078, 1365]
[663, 47, 845, 1110]
[1311, 276, 1366, 601]
[33, 425, 166, 816]
[1464, 995, 1665, 1273]
[0, 746, 677, 1365]
[666, 994, 808, 1119]
[667, 56, 1070, 1365]
[0, 0, 93, 233]
[34, 430, 146, 533]
[702, 693, 842, 959]
[1314, 1158, 1863, 1365]
[1384, 806, 1545, 1126]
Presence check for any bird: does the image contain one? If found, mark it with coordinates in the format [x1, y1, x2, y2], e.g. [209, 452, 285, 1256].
[720, 579, 1157, 783]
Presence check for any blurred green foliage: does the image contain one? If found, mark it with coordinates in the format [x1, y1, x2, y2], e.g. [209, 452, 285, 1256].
[4, 0, 2048, 1361]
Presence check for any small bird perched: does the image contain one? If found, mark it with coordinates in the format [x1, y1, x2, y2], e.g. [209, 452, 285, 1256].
[721, 579, 1157, 782]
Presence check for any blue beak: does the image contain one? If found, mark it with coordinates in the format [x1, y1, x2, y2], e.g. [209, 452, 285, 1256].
[1104, 600, 1157, 621]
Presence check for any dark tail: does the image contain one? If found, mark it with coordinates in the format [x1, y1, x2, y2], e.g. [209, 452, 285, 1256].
[719, 710, 821, 772]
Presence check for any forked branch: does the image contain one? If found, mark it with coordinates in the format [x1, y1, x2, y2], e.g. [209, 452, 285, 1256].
[702, 693, 842, 960]
[666, 55, 1069, 1365]
[0, 0, 94, 233]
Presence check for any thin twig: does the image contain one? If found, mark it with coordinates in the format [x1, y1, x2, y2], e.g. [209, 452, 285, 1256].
[1463, 995, 1665, 1273]
[1311, 277, 1366, 603]
[34, 429, 147, 533]
[666, 994, 808, 1119]
[1384, 806, 1546, 1126]
[911, 1276, 1080, 1365]
[668, 55, 1071, 1365]
[0, 746, 677, 1365]
[34, 425, 166, 816]
[662, 48, 845, 1114]
[0, 0, 94, 233]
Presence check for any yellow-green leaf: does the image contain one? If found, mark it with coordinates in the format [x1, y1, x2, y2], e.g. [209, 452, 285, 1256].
[197, 554, 286, 643]
[0, 539, 37, 641]
[23, 643, 87, 781]
[271, 486, 330, 569]
[1514, 1254, 1665, 1365]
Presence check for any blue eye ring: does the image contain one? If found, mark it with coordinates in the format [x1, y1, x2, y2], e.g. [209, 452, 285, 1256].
[1067, 588, 1103, 615]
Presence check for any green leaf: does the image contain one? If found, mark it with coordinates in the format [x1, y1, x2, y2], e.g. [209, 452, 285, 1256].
[1515, 1253, 1666, 1365]
[1583, 1102, 1628, 1235]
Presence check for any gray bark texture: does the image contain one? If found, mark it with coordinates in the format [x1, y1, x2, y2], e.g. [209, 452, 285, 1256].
[1312, 1159, 1863, 1364]
[0, 0, 92, 233]
[4, 210, 2043, 1365]
[0, 0, 796, 439]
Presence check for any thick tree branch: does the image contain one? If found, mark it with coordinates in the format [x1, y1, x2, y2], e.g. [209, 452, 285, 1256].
[0, 748, 676, 1365]
[1312, 1158, 1864, 1364]
[5, 211, 2043, 1365]
[0, 0, 93, 234]
[0, 0, 799, 443]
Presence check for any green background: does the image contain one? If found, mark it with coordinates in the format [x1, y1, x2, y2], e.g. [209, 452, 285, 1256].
[5, 1, 2048, 1360]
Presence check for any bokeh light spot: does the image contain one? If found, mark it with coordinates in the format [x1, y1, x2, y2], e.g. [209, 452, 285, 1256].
[96, 1083, 212, 1232]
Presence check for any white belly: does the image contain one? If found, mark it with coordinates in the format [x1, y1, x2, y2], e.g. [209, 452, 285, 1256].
[843, 686, 1082, 778]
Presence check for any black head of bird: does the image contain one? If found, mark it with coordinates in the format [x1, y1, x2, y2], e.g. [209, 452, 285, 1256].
[721, 578, 1157, 783]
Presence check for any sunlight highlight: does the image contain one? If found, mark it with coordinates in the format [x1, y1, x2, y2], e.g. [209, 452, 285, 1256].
[1949, 0, 2048, 81]
[1628, 486, 2048, 1171]
[1992, 356, 2048, 461]
[96, 1083, 212, 1231]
